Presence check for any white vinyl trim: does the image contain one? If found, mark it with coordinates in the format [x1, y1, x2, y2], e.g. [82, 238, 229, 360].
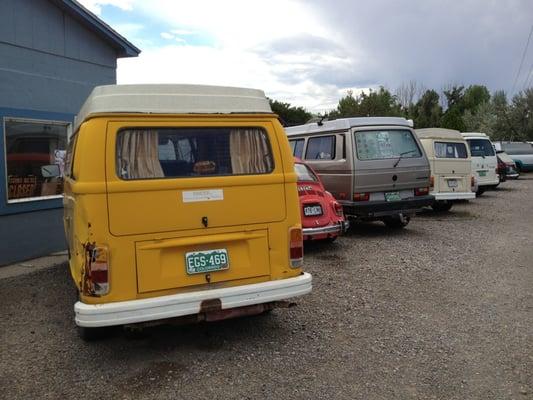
[75, 272, 312, 327]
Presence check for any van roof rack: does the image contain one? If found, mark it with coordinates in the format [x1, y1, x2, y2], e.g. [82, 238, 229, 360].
[74, 84, 272, 133]
[285, 117, 413, 136]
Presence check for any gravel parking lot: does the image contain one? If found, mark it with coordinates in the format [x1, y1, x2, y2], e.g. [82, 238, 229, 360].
[1, 175, 532, 400]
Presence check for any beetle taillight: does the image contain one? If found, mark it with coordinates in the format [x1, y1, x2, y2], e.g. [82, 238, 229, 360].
[82, 244, 109, 296]
[289, 227, 303, 268]
[333, 202, 344, 217]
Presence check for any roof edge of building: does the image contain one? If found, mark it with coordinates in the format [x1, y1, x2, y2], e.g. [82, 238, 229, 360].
[50, 0, 141, 58]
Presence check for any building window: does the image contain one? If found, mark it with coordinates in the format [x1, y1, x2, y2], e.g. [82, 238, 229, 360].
[4, 118, 69, 202]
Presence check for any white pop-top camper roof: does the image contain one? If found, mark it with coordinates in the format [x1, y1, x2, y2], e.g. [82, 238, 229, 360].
[74, 84, 272, 133]
[461, 132, 489, 139]
[415, 128, 464, 141]
[285, 117, 413, 136]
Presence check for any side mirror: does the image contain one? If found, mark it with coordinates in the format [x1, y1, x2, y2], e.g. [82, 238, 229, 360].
[41, 164, 61, 178]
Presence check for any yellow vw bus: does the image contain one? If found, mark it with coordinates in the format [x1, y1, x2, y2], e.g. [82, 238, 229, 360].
[63, 84, 311, 339]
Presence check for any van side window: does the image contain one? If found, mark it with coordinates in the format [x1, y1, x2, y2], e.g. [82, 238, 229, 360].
[289, 139, 305, 158]
[116, 127, 274, 180]
[65, 134, 78, 179]
[305, 136, 335, 160]
[434, 142, 468, 158]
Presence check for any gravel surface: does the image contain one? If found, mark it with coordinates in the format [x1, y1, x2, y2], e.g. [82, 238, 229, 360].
[1, 175, 532, 400]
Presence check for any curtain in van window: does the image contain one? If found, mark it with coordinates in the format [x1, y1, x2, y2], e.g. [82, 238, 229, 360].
[229, 129, 272, 174]
[118, 130, 164, 179]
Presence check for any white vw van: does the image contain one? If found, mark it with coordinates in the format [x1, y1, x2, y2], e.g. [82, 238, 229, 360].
[461, 132, 499, 195]
[416, 128, 475, 211]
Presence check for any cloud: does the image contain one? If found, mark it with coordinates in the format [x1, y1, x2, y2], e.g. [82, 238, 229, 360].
[81, 0, 533, 112]
[78, 0, 134, 15]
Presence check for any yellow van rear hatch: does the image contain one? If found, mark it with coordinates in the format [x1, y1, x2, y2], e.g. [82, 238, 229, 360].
[105, 123, 288, 293]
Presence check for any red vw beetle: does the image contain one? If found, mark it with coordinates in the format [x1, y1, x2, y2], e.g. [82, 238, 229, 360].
[294, 158, 349, 241]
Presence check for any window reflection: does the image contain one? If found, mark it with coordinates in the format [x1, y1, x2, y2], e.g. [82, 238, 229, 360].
[5, 119, 68, 201]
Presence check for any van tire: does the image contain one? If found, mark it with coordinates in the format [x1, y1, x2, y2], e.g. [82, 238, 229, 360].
[476, 187, 485, 196]
[431, 201, 453, 212]
[78, 326, 110, 341]
[383, 214, 410, 229]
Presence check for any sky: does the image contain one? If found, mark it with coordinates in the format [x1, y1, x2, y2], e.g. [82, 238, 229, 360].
[78, 0, 533, 113]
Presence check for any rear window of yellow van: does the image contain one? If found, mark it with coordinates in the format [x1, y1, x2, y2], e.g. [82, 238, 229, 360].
[116, 127, 274, 180]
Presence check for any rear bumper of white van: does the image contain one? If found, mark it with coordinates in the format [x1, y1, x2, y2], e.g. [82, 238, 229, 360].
[75, 272, 312, 327]
[433, 192, 476, 201]
[477, 177, 500, 187]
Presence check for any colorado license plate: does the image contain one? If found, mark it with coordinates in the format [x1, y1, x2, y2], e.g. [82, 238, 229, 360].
[447, 179, 458, 188]
[304, 205, 323, 216]
[384, 191, 401, 202]
[185, 249, 229, 274]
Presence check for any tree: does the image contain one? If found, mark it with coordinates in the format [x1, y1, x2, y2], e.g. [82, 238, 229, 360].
[441, 106, 466, 131]
[442, 84, 465, 111]
[331, 87, 402, 118]
[508, 89, 533, 141]
[410, 89, 442, 128]
[395, 80, 420, 110]
[463, 85, 491, 112]
[269, 99, 313, 126]
[463, 101, 496, 135]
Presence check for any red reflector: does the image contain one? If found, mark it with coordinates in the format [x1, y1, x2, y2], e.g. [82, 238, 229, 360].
[415, 187, 429, 196]
[353, 192, 370, 201]
[289, 227, 303, 268]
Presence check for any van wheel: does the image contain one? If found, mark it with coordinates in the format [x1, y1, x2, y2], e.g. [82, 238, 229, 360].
[78, 326, 110, 341]
[383, 214, 410, 229]
[476, 187, 485, 196]
[431, 201, 453, 212]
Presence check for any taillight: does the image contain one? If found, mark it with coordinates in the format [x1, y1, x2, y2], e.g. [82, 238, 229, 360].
[289, 227, 303, 268]
[430, 176, 435, 188]
[82, 244, 109, 296]
[415, 187, 429, 196]
[471, 176, 475, 188]
[333, 202, 344, 216]
[353, 192, 370, 201]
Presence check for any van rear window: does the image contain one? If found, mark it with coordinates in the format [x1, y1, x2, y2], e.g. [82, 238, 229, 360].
[116, 128, 274, 180]
[434, 142, 468, 158]
[355, 130, 421, 160]
[467, 139, 495, 157]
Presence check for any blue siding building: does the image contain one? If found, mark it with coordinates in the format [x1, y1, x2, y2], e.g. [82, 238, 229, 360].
[0, 0, 139, 265]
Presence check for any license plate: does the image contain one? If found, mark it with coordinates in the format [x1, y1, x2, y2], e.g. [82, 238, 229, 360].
[447, 179, 458, 188]
[185, 249, 229, 275]
[384, 191, 401, 202]
[304, 205, 323, 216]
[478, 171, 487, 177]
